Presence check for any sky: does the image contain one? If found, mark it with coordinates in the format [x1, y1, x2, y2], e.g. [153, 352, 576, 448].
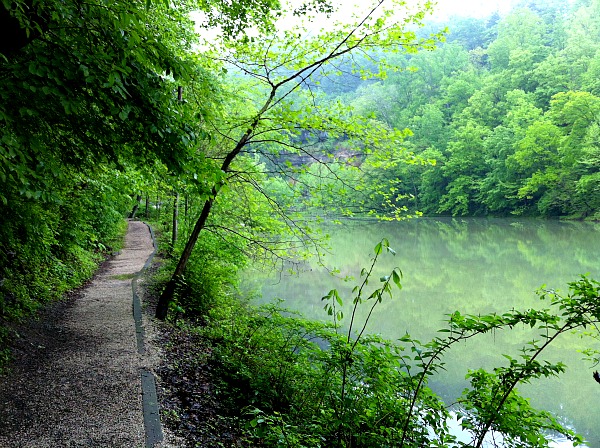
[283, 0, 521, 32]
[430, 0, 516, 20]
[277, 0, 516, 33]
[193, 0, 541, 42]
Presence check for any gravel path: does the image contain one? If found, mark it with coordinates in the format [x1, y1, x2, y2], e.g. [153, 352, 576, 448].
[0, 220, 159, 447]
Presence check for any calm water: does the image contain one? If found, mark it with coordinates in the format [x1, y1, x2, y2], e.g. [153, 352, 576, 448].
[245, 217, 600, 446]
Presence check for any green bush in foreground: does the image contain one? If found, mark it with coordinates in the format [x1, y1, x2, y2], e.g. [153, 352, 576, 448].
[180, 239, 595, 447]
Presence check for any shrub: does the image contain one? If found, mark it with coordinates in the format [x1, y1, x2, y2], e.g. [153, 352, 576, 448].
[191, 240, 589, 447]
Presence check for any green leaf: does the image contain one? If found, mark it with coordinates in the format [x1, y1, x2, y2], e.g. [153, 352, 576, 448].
[334, 291, 343, 307]
[374, 241, 382, 255]
[392, 269, 402, 288]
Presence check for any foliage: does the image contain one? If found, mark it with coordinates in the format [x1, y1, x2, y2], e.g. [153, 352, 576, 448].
[0, 174, 130, 369]
[313, 0, 600, 218]
[187, 240, 593, 447]
[155, 0, 448, 318]
[0, 0, 224, 366]
[0, 171, 131, 318]
[5, 0, 600, 442]
[164, 231, 248, 318]
[0, 0, 290, 328]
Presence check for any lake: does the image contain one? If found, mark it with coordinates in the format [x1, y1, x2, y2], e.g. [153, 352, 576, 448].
[244, 217, 600, 446]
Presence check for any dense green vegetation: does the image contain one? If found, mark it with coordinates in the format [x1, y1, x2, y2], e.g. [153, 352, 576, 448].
[4, 0, 600, 445]
[0, 0, 303, 376]
[0, 0, 278, 356]
[191, 245, 597, 447]
[329, 0, 600, 219]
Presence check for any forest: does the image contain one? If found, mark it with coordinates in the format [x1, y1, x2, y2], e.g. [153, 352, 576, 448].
[2, 0, 600, 446]
[292, 0, 600, 219]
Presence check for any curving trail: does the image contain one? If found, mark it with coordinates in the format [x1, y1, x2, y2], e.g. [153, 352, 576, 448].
[0, 220, 161, 447]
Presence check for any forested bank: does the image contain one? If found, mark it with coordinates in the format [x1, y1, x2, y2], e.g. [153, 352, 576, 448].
[3, 0, 600, 446]
[283, 0, 600, 219]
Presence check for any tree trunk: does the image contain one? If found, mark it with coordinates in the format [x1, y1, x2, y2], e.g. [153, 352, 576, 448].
[128, 194, 142, 219]
[156, 193, 161, 219]
[171, 191, 179, 252]
[155, 194, 216, 319]
[155, 113, 264, 319]
[144, 193, 149, 218]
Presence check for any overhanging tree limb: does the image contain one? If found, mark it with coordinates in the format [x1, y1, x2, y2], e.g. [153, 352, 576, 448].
[155, 0, 440, 319]
[156, 101, 272, 318]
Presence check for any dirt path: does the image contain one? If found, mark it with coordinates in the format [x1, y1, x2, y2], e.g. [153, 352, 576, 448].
[0, 220, 160, 447]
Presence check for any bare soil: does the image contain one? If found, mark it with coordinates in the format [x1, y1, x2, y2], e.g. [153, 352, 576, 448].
[152, 323, 249, 448]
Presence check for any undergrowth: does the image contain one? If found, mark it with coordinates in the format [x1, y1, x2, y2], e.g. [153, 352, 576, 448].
[159, 239, 593, 447]
[0, 213, 128, 372]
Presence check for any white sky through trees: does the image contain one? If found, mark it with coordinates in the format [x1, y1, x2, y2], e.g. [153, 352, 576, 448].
[431, 0, 515, 19]
[273, 0, 517, 35]
[192, 0, 520, 42]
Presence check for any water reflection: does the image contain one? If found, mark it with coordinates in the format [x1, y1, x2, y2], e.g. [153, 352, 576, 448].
[244, 217, 600, 446]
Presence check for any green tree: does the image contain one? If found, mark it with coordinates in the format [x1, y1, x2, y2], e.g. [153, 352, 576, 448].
[438, 121, 490, 216]
[437, 70, 481, 119]
[445, 17, 492, 50]
[507, 118, 563, 215]
[546, 91, 600, 216]
[479, 90, 543, 214]
[155, 0, 445, 318]
[486, 7, 548, 72]
[0, 0, 288, 355]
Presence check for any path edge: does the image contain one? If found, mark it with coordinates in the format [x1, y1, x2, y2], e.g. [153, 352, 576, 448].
[131, 220, 163, 448]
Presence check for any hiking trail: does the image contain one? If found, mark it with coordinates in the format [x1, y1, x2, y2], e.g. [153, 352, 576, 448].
[0, 220, 164, 447]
